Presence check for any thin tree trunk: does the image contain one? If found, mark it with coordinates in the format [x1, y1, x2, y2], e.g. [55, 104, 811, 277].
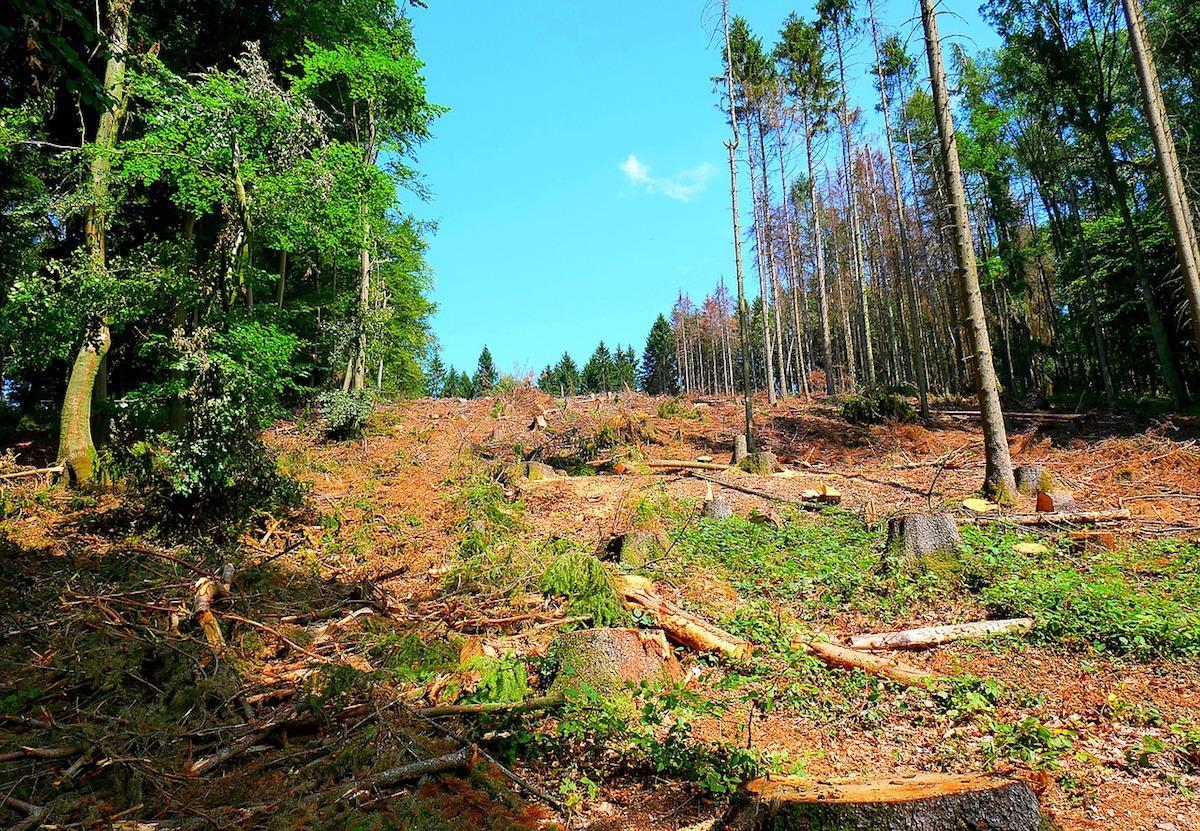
[1122, 0, 1200, 355]
[920, 0, 1015, 498]
[758, 116, 789, 397]
[275, 249, 287, 309]
[804, 108, 835, 396]
[722, 0, 755, 445]
[748, 126, 777, 405]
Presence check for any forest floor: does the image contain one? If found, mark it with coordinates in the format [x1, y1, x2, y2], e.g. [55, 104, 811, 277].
[2, 390, 1200, 830]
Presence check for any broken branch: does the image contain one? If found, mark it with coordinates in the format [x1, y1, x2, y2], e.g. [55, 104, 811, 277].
[848, 618, 1034, 651]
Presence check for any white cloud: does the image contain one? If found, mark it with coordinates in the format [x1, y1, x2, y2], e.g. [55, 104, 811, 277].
[619, 154, 714, 202]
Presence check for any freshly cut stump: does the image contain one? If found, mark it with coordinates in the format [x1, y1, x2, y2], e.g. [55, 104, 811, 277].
[549, 627, 683, 700]
[1036, 491, 1076, 513]
[729, 773, 1044, 831]
[738, 451, 778, 475]
[1013, 464, 1050, 496]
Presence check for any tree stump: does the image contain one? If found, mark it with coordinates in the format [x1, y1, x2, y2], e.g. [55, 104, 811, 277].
[1014, 464, 1050, 496]
[549, 627, 683, 701]
[737, 451, 778, 475]
[604, 530, 662, 568]
[703, 497, 734, 519]
[885, 513, 961, 578]
[1036, 491, 1076, 513]
[523, 461, 560, 481]
[733, 434, 749, 464]
[726, 773, 1045, 831]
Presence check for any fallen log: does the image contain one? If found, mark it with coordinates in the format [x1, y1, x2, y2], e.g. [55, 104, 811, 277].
[959, 509, 1130, 526]
[848, 618, 1034, 651]
[647, 459, 733, 471]
[799, 639, 933, 687]
[415, 694, 563, 719]
[358, 744, 477, 790]
[0, 465, 64, 481]
[729, 772, 1043, 831]
[618, 577, 751, 659]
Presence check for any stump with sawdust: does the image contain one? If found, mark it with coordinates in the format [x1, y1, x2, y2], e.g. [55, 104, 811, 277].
[549, 627, 683, 703]
[723, 773, 1047, 831]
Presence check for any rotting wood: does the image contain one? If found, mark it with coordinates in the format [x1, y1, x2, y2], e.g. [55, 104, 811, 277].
[848, 618, 1034, 651]
[618, 577, 751, 659]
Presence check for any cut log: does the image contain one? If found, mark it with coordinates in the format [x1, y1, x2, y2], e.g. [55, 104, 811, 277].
[618, 577, 751, 660]
[193, 575, 229, 648]
[647, 459, 733, 471]
[960, 509, 1130, 526]
[0, 465, 64, 481]
[848, 618, 1035, 651]
[359, 745, 477, 790]
[730, 772, 1043, 831]
[549, 627, 683, 699]
[799, 639, 933, 687]
[1036, 491, 1076, 513]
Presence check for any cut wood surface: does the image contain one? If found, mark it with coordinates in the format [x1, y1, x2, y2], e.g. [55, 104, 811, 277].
[848, 618, 1034, 651]
[0, 465, 64, 481]
[799, 639, 933, 687]
[618, 577, 751, 659]
[736, 772, 1043, 831]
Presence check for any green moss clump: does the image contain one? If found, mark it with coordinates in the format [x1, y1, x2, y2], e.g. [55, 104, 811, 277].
[540, 548, 629, 626]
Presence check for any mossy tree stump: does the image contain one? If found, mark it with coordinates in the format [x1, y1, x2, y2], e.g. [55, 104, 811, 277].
[549, 627, 683, 702]
[737, 451, 778, 475]
[884, 513, 961, 578]
[1014, 464, 1051, 496]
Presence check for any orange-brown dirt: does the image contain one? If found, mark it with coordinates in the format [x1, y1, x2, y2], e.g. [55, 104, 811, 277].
[2, 390, 1198, 830]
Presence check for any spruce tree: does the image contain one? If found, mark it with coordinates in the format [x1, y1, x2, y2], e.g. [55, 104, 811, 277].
[425, 354, 447, 398]
[552, 353, 581, 395]
[474, 346, 498, 395]
[640, 315, 679, 395]
[582, 341, 616, 393]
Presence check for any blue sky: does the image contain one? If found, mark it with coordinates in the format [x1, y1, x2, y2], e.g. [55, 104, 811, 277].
[407, 1, 1000, 377]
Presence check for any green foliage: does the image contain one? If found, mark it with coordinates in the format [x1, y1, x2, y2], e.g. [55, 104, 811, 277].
[638, 314, 678, 395]
[462, 653, 529, 704]
[538, 352, 581, 396]
[981, 716, 1075, 770]
[473, 346, 498, 396]
[656, 396, 700, 420]
[962, 528, 1200, 657]
[840, 389, 916, 424]
[540, 546, 629, 626]
[317, 389, 374, 439]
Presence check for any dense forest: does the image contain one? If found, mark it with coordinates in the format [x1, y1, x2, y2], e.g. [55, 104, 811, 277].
[1, 0, 440, 491]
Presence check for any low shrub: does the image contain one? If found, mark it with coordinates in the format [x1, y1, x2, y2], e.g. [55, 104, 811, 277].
[317, 389, 374, 439]
[840, 388, 916, 425]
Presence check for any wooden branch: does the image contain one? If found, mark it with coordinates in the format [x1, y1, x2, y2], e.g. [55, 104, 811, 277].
[194, 576, 228, 648]
[618, 577, 751, 659]
[0, 745, 80, 763]
[690, 472, 826, 509]
[0, 465, 64, 481]
[647, 459, 733, 471]
[798, 638, 933, 687]
[414, 694, 564, 719]
[358, 744, 477, 789]
[848, 618, 1034, 651]
[959, 509, 1130, 526]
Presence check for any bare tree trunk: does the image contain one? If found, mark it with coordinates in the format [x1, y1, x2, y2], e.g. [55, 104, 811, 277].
[869, 0, 929, 416]
[777, 105, 809, 398]
[1122, 0, 1200, 355]
[758, 116, 789, 397]
[722, 0, 755, 445]
[804, 108, 835, 396]
[920, 0, 1015, 498]
[747, 125, 777, 405]
[832, 22, 875, 387]
[59, 0, 131, 483]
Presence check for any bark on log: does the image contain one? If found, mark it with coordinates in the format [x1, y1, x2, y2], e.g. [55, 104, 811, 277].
[848, 618, 1034, 651]
[359, 745, 477, 789]
[960, 509, 1129, 526]
[729, 772, 1043, 831]
[648, 459, 734, 471]
[799, 639, 933, 687]
[618, 578, 751, 660]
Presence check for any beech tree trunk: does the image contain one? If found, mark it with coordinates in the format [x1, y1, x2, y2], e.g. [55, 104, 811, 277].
[1122, 0, 1200, 357]
[920, 0, 1016, 499]
[58, 0, 131, 484]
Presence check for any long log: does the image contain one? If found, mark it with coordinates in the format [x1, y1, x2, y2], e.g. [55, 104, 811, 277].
[960, 509, 1130, 526]
[618, 577, 751, 659]
[848, 618, 1034, 651]
[647, 459, 733, 471]
[414, 694, 563, 719]
[729, 773, 1043, 830]
[359, 744, 477, 789]
[799, 639, 933, 687]
[0, 465, 64, 481]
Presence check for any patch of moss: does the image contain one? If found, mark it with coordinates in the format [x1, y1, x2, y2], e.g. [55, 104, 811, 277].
[540, 547, 629, 626]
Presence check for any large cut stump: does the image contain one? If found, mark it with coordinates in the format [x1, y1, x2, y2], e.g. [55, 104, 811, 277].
[885, 513, 960, 578]
[1013, 464, 1050, 496]
[1036, 491, 1076, 513]
[738, 451, 778, 475]
[603, 529, 662, 568]
[727, 773, 1044, 831]
[549, 627, 682, 700]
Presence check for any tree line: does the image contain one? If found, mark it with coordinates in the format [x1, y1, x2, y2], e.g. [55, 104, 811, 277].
[659, 0, 1200, 439]
[1, 0, 441, 490]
